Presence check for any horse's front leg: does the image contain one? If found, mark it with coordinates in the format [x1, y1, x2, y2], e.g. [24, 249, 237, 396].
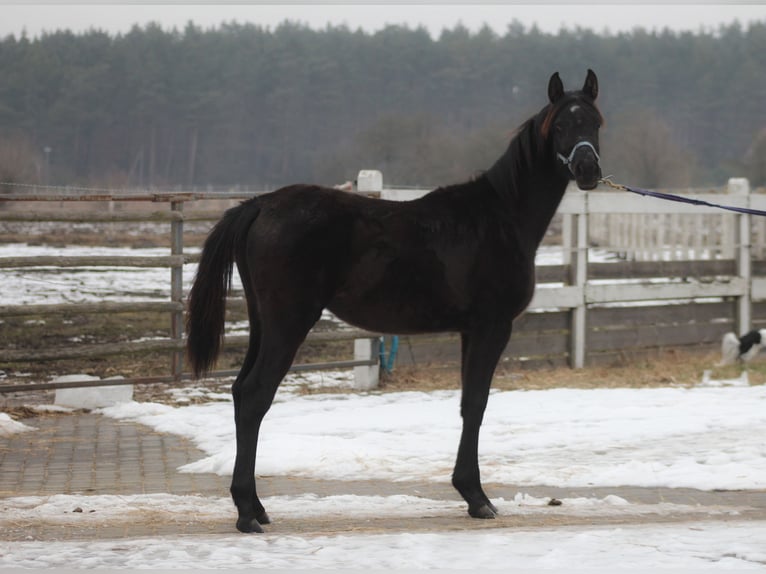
[452, 323, 512, 519]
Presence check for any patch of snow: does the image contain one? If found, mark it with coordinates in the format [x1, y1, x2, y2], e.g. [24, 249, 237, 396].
[0, 413, 36, 436]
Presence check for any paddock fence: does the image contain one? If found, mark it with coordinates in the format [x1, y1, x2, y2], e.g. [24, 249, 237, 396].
[0, 190, 381, 394]
[382, 177, 766, 370]
[1, 176, 765, 393]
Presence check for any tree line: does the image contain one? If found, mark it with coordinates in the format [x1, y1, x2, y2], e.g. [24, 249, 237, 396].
[1, 20, 765, 191]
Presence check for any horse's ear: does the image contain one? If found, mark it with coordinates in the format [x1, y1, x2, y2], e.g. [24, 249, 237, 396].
[582, 68, 598, 100]
[548, 72, 564, 104]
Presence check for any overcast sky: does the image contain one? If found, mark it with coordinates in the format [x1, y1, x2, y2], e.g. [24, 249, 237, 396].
[1, 3, 765, 39]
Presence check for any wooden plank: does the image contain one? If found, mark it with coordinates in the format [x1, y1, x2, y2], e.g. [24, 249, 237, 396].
[588, 322, 727, 352]
[584, 192, 748, 215]
[586, 342, 718, 367]
[535, 265, 568, 283]
[754, 261, 766, 275]
[557, 190, 587, 214]
[514, 310, 570, 332]
[223, 329, 380, 348]
[0, 211, 183, 222]
[505, 332, 569, 357]
[529, 286, 582, 309]
[392, 331, 570, 367]
[529, 279, 747, 310]
[588, 260, 736, 280]
[752, 277, 766, 301]
[1, 329, 381, 363]
[2, 338, 186, 362]
[393, 334, 460, 366]
[587, 301, 735, 328]
[0, 255, 188, 268]
[0, 301, 184, 317]
[0, 191, 264, 202]
[585, 278, 746, 303]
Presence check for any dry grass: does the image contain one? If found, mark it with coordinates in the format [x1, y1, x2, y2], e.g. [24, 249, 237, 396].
[4, 345, 763, 411]
[124, 347, 761, 407]
[378, 348, 765, 393]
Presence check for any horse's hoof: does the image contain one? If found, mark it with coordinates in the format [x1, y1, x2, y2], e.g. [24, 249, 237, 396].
[236, 517, 264, 533]
[256, 510, 271, 525]
[468, 503, 497, 519]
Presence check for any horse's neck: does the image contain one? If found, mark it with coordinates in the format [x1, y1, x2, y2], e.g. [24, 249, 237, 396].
[522, 171, 569, 247]
[486, 149, 569, 250]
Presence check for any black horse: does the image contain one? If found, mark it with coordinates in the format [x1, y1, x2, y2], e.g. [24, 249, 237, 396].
[187, 69, 603, 533]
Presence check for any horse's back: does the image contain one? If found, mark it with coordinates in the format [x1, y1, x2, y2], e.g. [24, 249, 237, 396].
[241, 184, 408, 305]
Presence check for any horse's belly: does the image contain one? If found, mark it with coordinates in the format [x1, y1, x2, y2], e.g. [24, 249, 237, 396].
[327, 291, 465, 334]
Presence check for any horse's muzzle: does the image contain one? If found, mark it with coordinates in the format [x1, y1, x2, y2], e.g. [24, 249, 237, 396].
[572, 150, 602, 190]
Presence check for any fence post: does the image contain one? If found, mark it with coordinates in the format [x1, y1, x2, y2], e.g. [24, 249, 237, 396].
[170, 200, 185, 380]
[562, 212, 572, 267]
[353, 337, 380, 390]
[569, 183, 588, 369]
[729, 177, 751, 335]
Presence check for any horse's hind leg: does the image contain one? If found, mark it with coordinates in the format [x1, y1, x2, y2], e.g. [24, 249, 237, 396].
[232, 267, 261, 415]
[230, 305, 321, 533]
[230, 334, 299, 533]
[230, 282, 263, 519]
[452, 323, 512, 519]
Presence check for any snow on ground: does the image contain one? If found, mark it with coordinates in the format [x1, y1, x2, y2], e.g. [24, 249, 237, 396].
[1, 520, 765, 569]
[93, 384, 766, 491]
[4, 378, 766, 569]
[0, 412, 35, 437]
[3, 491, 732, 527]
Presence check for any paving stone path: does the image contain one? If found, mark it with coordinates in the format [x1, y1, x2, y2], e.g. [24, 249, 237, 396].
[2, 410, 765, 541]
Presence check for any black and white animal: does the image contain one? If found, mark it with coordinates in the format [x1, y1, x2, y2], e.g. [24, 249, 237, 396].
[719, 329, 766, 365]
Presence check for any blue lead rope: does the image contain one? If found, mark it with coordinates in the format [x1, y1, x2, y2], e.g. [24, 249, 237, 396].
[599, 178, 766, 217]
[379, 336, 399, 373]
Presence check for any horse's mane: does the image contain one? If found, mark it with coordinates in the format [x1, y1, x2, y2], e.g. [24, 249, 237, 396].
[484, 109, 546, 201]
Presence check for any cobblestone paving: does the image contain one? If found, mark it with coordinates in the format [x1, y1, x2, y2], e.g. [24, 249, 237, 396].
[2, 409, 765, 540]
[1, 413, 225, 498]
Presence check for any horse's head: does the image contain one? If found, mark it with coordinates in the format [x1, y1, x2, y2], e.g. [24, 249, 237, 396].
[544, 69, 603, 190]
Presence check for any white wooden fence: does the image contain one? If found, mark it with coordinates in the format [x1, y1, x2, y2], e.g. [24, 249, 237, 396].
[589, 179, 766, 261]
[381, 176, 766, 368]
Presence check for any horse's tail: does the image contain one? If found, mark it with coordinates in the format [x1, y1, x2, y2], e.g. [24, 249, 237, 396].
[186, 197, 261, 378]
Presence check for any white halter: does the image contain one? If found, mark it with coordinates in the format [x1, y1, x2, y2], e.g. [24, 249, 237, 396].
[557, 141, 600, 174]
